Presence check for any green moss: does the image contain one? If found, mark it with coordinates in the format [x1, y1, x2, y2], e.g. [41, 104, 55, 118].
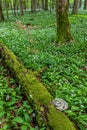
[48, 105, 76, 130]
[56, 2, 73, 44]
[0, 43, 76, 130]
[0, 43, 53, 105]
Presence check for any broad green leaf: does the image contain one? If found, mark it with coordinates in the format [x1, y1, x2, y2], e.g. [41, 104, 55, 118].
[21, 125, 27, 130]
[13, 116, 24, 124]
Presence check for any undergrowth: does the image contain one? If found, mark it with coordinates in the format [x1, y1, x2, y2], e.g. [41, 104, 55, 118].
[0, 60, 45, 130]
[0, 10, 87, 130]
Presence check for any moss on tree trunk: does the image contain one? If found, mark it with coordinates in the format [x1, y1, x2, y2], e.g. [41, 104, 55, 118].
[0, 43, 76, 130]
[56, 0, 73, 44]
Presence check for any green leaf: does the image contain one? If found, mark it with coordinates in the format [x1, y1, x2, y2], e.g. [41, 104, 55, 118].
[13, 116, 24, 124]
[21, 125, 27, 130]
[24, 112, 31, 122]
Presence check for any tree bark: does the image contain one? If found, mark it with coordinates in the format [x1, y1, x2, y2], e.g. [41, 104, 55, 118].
[84, 0, 87, 9]
[0, 0, 4, 21]
[45, 0, 48, 10]
[13, 0, 17, 16]
[72, 0, 79, 14]
[42, 0, 45, 9]
[0, 43, 76, 130]
[56, 0, 73, 44]
[31, 0, 37, 12]
[5, 0, 9, 19]
[79, 0, 82, 8]
[20, 0, 24, 15]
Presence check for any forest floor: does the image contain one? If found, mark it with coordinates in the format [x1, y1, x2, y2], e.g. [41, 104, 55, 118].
[0, 60, 39, 130]
[0, 10, 87, 130]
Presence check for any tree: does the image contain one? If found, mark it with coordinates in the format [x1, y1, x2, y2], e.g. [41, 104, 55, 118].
[56, 0, 73, 44]
[31, 0, 37, 12]
[5, 0, 9, 19]
[72, 0, 79, 14]
[42, 0, 45, 9]
[20, 0, 24, 15]
[79, 0, 82, 8]
[45, 0, 48, 10]
[13, 0, 17, 16]
[84, 0, 87, 9]
[0, 0, 4, 21]
[0, 42, 76, 130]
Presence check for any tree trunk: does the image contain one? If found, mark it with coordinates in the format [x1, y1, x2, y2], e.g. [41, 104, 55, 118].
[37, 0, 40, 9]
[0, 43, 76, 130]
[10, 0, 14, 16]
[84, 0, 87, 9]
[45, 0, 48, 10]
[13, 0, 17, 16]
[0, 0, 4, 21]
[72, 0, 79, 14]
[56, 0, 73, 44]
[23, 0, 27, 12]
[5, 0, 9, 19]
[20, 0, 24, 15]
[50, 0, 52, 13]
[31, 0, 37, 12]
[42, 0, 45, 9]
[67, 0, 70, 9]
[79, 0, 82, 8]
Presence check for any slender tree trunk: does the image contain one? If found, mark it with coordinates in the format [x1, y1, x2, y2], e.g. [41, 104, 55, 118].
[0, 0, 4, 21]
[31, 0, 37, 12]
[50, 0, 52, 13]
[5, 0, 9, 19]
[37, 0, 40, 9]
[42, 0, 45, 9]
[45, 0, 48, 10]
[84, 0, 87, 9]
[56, 0, 73, 44]
[79, 0, 82, 8]
[72, 0, 79, 14]
[67, 0, 70, 8]
[10, 0, 14, 16]
[23, 0, 27, 12]
[13, 0, 17, 16]
[20, 0, 24, 15]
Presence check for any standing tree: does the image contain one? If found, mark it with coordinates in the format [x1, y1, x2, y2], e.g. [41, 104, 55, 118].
[84, 0, 87, 9]
[56, 0, 73, 44]
[72, 0, 79, 14]
[45, 0, 48, 10]
[31, 0, 37, 12]
[42, 0, 45, 9]
[5, 0, 9, 19]
[79, 0, 82, 8]
[0, 0, 4, 21]
[13, 0, 17, 16]
[20, 0, 24, 15]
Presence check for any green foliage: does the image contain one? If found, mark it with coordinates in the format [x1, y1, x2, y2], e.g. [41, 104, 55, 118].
[0, 10, 87, 130]
[0, 61, 35, 130]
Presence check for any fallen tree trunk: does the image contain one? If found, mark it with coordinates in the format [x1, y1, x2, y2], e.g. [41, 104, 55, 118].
[0, 43, 76, 130]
